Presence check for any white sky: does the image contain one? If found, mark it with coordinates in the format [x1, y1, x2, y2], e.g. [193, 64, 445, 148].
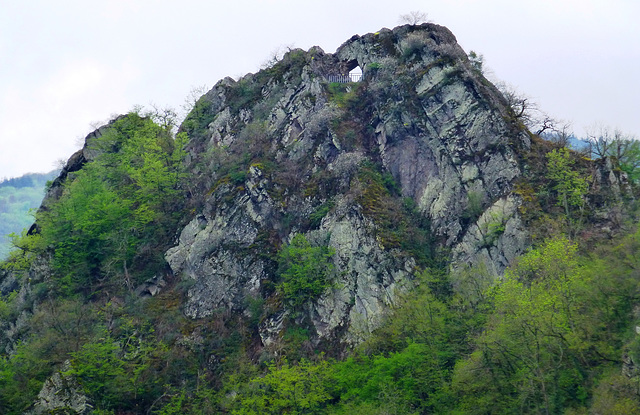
[1, 0, 638, 179]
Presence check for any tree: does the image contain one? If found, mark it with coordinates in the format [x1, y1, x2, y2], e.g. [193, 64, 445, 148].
[277, 234, 334, 310]
[398, 11, 430, 25]
[181, 84, 209, 121]
[586, 125, 640, 182]
[36, 112, 188, 294]
[541, 121, 574, 148]
[452, 238, 592, 414]
[231, 359, 334, 415]
[495, 82, 568, 136]
[546, 148, 589, 220]
[468, 51, 484, 74]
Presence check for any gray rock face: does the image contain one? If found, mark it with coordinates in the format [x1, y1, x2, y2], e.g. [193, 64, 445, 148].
[27, 361, 92, 415]
[451, 195, 529, 276]
[165, 184, 267, 318]
[167, 23, 532, 347]
[312, 206, 415, 345]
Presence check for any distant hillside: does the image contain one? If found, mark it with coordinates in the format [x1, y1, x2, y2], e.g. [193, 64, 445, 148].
[0, 171, 58, 259]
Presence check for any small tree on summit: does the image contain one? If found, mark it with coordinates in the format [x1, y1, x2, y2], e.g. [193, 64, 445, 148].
[399, 11, 430, 25]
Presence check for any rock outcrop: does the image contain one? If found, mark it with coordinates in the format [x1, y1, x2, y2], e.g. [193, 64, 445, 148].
[27, 361, 92, 415]
[1, 23, 637, 414]
[166, 23, 531, 347]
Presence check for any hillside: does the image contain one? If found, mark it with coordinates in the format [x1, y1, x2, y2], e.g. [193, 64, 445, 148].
[0, 23, 639, 414]
[0, 171, 58, 260]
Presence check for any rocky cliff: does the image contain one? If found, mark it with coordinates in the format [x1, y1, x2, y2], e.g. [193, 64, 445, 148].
[1, 23, 636, 414]
[165, 23, 532, 347]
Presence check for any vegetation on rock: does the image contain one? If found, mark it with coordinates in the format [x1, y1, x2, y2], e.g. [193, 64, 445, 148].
[0, 23, 639, 415]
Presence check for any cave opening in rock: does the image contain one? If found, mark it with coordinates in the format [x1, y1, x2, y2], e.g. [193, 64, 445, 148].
[349, 66, 363, 82]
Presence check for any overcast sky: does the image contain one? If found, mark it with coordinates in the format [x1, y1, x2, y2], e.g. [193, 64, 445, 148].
[1, 0, 638, 179]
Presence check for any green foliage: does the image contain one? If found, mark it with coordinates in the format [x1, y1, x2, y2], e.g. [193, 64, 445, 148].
[479, 211, 507, 248]
[308, 200, 334, 229]
[4, 222, 636, 415]
[0, 341, 51, 413]
[546, 148, 589, 218]
[228, 79, 263, 114]
[229, 359, 334, 415]
[327, 82, 362, 109]
[334, 343, 444, 414]
[261, 49, 309, 84]
[2, 46, 640, 415]
[587, 127, 640, 183]
[277, 234, 334, 309]
[450, 235, 640, 414]
[181, 98, 215, 141]
[68, 336, 127, 407]
[64, 316, 172, 411]
[462, 190, 484, 224]
[0, 291, 17, 320]
[468, 50, 484, 73]
[228, 169, 248, 185]
[34, 113, 188, 294]
[616, 139, 640, 183]
[356, 162, 438, 267]
[1, 230, 41, 272]
[588, 370, 640, 414]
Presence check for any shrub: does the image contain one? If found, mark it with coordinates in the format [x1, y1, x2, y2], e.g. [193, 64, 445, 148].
[327, 83, 362, 109]
[277, 234, 334, 310]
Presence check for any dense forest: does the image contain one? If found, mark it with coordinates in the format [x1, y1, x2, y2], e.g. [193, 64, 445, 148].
[1, 23, 640, 414]
[0, 171, 58, 260]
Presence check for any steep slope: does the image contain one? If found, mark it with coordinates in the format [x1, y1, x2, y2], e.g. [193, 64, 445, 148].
[166, 23, 530, 346]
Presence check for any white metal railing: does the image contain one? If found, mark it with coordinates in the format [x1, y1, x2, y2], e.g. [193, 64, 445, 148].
[326, 73, 363, 83]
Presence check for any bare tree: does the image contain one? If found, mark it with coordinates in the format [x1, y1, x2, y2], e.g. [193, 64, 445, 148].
[546, 121, 574, 147]
[146, 103, 179, 132]
[495, 81, 537, 126]
[260, 43, 295, 70]
[181, 84, 209, 115]
[586, 124, 639, 158]
[586, 124, 640, 181]
[586, 124, 624, 159]
[399, 11, 430, 25]
[495, 81, 569, 138]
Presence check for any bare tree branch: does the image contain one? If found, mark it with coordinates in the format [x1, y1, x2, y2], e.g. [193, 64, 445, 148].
[399, 11, 430, 25]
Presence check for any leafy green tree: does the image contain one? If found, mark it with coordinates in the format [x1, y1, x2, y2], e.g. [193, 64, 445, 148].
[546, 148, 588, 219]
[68, 336, 127, 408]
[0, 340, 52, 413]
[230, 359, 334, 415]
[468, 50, 484, 73]
[452, 238, 593, 413]
[333, 342, 445, 414]
[34, 112, 188, 294]
[67, 323, 167, 411]
[277, 234, 334, 309]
